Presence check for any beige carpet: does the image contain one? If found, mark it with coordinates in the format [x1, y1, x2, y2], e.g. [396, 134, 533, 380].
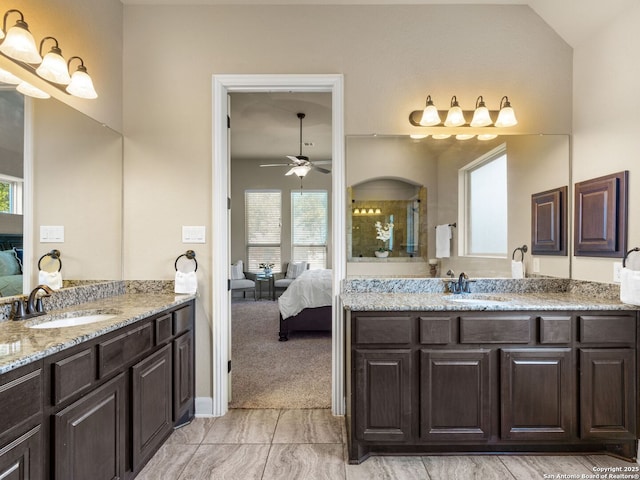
[229, 299, 332, 409]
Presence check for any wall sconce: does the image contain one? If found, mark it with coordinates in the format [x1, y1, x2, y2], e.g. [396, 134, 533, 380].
[409, 94, 518, 133]
[0, 9, 98, 99]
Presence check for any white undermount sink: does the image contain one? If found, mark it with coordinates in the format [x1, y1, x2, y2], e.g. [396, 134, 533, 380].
[28, 311, 120, 329]
[444, 295, 510, 306]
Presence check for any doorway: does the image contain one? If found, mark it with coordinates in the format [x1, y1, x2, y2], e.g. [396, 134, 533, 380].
[211, 74, 345, 417]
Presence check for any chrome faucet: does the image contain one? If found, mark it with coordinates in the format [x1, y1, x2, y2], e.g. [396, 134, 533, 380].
[445, 272, 472, 294]
[13, 284, 54, 320]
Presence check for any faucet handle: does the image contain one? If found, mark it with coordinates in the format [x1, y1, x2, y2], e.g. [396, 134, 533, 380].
[13, 299, 26, 320]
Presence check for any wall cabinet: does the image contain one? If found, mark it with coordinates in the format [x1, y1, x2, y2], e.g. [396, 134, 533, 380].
[346, 309, 638, 464]
[0, 299, 195, 480]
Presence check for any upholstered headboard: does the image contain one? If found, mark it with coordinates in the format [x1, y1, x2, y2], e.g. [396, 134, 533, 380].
[0, 233, 23, 251]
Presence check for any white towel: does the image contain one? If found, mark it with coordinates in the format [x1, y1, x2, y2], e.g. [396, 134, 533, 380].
[38, 270, 62, 290]
[620, 267, 640, 306]
[175, 271, 198, 294]
[435, 224, 452, 258]
[511, 260, 525, 279]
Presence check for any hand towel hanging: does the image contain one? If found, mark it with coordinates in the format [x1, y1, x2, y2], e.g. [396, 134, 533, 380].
[435, 224, 452, 258]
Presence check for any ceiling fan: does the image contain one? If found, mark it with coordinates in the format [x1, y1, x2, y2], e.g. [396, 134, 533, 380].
[260, 112, 331, 177]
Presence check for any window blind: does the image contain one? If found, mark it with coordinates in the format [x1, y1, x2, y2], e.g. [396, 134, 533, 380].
[245, 190, 281, 272]
[291, 190, 328, 269]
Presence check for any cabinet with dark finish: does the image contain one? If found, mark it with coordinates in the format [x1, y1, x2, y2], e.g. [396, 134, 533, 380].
[0, 362, 43, 480]
[173, 330, 194, 423]
[346, 309, 639, 464]
[53, 373, 126, 480]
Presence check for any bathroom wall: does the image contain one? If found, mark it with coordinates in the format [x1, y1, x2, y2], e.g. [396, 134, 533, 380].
[122, 4, 573, 402]
[572, 2, 640, 282]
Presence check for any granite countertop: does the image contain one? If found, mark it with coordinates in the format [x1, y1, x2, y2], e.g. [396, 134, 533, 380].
[0, 292, 196, 375]
[341, 291, 635, 312]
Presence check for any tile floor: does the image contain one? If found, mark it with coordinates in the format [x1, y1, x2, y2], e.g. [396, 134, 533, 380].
[138, 409, 637, 480]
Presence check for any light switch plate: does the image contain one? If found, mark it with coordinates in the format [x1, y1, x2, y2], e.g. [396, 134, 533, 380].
[532, 258, 540, 273]
[182, 226, 206, 243]
[40, 225, 64, 243]
[613, 262, 623, 283]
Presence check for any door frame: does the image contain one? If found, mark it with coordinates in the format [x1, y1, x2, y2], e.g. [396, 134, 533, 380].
[212, 74, 345, 416]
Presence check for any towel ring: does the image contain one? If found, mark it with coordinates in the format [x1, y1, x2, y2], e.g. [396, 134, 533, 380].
[175, 250, 198, 272]
[623, 247, 640, 268]
[38, 250, 62, 272]
[511, 245, 528, 262]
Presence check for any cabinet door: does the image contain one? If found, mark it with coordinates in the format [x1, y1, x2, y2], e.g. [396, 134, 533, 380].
[0, 426, 42, 480]
[53, 373, 125, 480]
[580, 348, 636, 439]
[501, 348, 573, 440]
[132, 343, 173, 471]
[173, 331, 194, 423]
[420, 349, 491, 441]
[354, 349, 412, 442]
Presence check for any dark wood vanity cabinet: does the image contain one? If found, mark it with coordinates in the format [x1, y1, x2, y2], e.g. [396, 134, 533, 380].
[346, 309, 639, 464]
[0, 299, 196, 480]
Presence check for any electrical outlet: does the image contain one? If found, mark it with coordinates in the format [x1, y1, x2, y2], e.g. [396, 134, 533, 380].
[532, 258, 540, 273]
[613, 262, 623, 283]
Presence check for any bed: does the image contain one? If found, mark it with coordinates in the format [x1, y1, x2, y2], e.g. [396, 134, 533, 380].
[277, 268, 332, 341]
[0, 233, 23, 298]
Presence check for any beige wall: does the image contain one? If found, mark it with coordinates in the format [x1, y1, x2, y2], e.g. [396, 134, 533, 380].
[572, 3, 640, 282]
[0, 0, 123, 131]
[122, 4, 573, 399]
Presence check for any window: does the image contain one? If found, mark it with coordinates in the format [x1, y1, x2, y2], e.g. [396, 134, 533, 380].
[0, 174, 23, 215]
[459, 144, 507, 257]
[291, 190, 328, 269]
[245, 190, 281, 272]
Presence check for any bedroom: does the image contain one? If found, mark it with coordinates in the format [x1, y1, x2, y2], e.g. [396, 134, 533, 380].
[228, 91, 333, 408]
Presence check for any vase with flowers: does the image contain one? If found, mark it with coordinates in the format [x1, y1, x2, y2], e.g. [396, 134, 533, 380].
[374, 221, 394, 258]
[259, 262, 275, 275]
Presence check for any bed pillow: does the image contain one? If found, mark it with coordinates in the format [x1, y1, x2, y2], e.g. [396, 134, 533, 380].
[0, 249, 21, 276]
[286, 261, 307, 279]
[231, 260, 245, 280]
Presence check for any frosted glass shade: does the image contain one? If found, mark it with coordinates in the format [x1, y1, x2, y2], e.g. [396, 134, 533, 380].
[17, 81, 50, 99]
[419, 104, 441, 126]
[470, 105, 493, 127]
[444, 106, 465, 127]
[0, 21, 42, 64]
[287, 165, 311, 177]
[66, 67, 98, 99]
[0, 67, 21, 85]
[477, 134, 498, 141]
[455, 134, 475, 140]
[432, 134, 451, 140]
[409, 134, 428, 139]
[36, 49, 71, 85]
[495, 106, 518, 127]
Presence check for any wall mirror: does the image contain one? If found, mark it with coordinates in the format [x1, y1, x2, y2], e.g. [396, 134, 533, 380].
[0, 89, 123, 299]
[346, 134, 570, 279]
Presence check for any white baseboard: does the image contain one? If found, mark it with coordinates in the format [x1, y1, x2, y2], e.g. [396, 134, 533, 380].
[195, 396, 215, 417]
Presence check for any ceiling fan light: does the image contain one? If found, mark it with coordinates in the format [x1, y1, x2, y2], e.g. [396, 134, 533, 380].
[291, 165, 311, 177]
[495, 96, 518, 127]
[16, 80, 50, 99]
[0, 67, 21, 85]
[0, 12, 42, 64]
[444, 96, 466, 127]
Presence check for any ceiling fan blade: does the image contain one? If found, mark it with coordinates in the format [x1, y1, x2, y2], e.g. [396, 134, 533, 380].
[311, 165, 331, 174]
[312, 160, 332, 165]
[260, 163, 291, 167]
[286, 155, 308, 164]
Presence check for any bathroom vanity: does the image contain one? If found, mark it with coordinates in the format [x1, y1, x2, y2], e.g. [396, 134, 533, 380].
[0, 292, 195, 480]
[343, 289, 639, 464]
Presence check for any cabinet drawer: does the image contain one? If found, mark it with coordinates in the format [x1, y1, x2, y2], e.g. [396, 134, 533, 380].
[355, 316, 412, 344]
[51, 347, 95, 406]
[173, 306, 192, 336]
[579, 315, 636, 344]
[419, 316, 455, 344]
[540, 315, 572, 344]
[98, 322, 154, 378]
[0, 364, 42, 440]
[155, 313, 172, 345]
[460, 315, 532, 343]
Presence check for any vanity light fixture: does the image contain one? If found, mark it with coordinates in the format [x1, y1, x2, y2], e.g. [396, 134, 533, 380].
[444, 96, 465, 127]
[353, 208, 361, 215]
[374, 208, 382, 214]
[470, 96, 492, 127]
[36, 37, 71, 85]
[66, 57, 98, 99]
[16, 80, 50, 99]
[0, 10, 41, 64]
[0, 9, 98, 99]
[419, 95, 441, 126]
[495, 96, 518, 127]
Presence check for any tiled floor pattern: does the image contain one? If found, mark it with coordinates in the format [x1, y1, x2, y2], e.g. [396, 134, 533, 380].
[138, 409, 636, 480]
